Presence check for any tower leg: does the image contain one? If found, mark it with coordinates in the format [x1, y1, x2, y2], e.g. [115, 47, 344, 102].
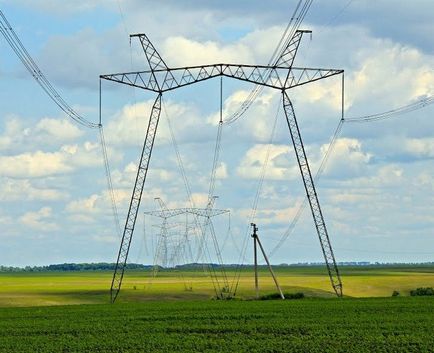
[282, 91, 343, 297]
[110, 94, 162, 303]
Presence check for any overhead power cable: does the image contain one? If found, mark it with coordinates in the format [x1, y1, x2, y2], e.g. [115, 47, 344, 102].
[230, 95, 283, 295]
[2, 9, 123, 242]
[99, 125, 122, 238]
[268, 117, 344, 257]
[0, 10, 99, 129]
[345, 95, 434, 123]
[267, 85, 434, 257]
[225, 0, 313, 125]
[161, 97, 228, 296]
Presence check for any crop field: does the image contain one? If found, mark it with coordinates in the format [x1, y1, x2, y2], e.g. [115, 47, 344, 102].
[0, 265, 433, 306]
[0, 266, 433, 352]
[0, 297, 433, 352]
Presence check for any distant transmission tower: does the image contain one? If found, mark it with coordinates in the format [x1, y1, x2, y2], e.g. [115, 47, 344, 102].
[144, 197, 231, 297]
[102, 29, 344, 302]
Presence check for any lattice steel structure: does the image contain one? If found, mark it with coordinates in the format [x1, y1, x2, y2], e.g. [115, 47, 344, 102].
[102, 30, 343, 302]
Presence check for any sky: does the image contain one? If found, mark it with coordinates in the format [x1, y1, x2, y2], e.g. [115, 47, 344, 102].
[0, 0, 433, 267]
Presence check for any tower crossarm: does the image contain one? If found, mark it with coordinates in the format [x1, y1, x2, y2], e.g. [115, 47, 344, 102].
[285, 67, 343, 89]
[186, 208, 228, 218]
[144, 208, 187, 218]
[144, 207, 229, 218]
[100, 65, 342, 93]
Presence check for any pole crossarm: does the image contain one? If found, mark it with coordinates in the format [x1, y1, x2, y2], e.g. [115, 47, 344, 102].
[101, 65, 342, 93]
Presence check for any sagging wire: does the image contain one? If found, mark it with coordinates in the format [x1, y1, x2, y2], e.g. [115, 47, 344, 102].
[230, 94, 283, 295]
[225, 0, 313, 125]
[0, 10, 99, 129]
[267, 72, 345, 258]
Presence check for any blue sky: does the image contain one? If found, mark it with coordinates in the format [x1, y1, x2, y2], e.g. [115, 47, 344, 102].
[0, 0, 433, 267]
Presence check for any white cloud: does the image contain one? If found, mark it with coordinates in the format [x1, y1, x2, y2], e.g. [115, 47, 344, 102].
[321, 138, 371, 178]
[348, 42, 434, 109]
[20, 207, 58, 231]
[66, 194, 100, 215]
[105, 99, 208, 147]
[2, 2, 434, 265]
[404, 137, 434, 158]
[208, 89, 281, 143]
[191, 193, 210, 207]
[239, 202, 304, 225]
[35, 118, 84, 142]
[0, 116, 25, 151]
[237, 144, 298, 180]
[215, 162, 228, 179]
[0, 178, 66, 201]
[337, 164, 404, 190]
[0, 115, 85, 152]
[163, 36, 254, 66]
[0, 150, 72, 178]
[0, 142, 102, 178]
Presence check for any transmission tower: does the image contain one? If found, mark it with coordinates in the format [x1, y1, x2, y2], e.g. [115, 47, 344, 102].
[102, 29, 343, 302]
[144, 198, 231, 298]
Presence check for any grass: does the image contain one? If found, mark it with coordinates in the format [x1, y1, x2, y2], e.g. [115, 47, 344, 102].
[0, 297, 433, 352]
[0, 265, 433, 307]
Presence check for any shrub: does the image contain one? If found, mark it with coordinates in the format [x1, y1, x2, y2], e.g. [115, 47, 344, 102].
[410, 287, 434, 296]
[392, 290, 400, 297]
[259, 292, 304, 300]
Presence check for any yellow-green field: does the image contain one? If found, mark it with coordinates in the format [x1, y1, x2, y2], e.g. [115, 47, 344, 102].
[0, 265, 433, 307]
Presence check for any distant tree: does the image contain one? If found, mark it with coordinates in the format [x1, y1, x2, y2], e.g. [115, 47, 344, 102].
[410, 287, 434, 296]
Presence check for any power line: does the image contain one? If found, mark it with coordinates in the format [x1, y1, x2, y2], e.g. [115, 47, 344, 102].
[345, 95, 434, 123]
[225, 0, 313, 125]
[0, 10, 99, 129]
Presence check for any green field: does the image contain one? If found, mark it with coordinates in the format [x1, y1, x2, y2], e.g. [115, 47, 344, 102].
[0, 298, 433, 352]
[0, 266, 433, 352]
[0, 265, 433, 306]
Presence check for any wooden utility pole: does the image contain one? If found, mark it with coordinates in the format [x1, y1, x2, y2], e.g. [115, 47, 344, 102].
[251, 223, 285, 300]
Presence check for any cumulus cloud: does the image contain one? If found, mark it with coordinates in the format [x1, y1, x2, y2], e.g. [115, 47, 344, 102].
[0, 178, 66, 201]
[0, 115, 85, 152]
[163, 36, 254, 66]
[215, 162, 228, 179]
[238, 202, 304, 225]
[237, 144, 298, 180]
[0, 150, 72, 178]
[321, 138, 372, 178]
[20, 207, 58, 231]
[2, 1, 434, 265]
[104, 98, 210, 147]
[35, 118, 84, 142]
[0, 141, 103, 178]
[66, 194, 100, 215]
[404, 137, 434, 158]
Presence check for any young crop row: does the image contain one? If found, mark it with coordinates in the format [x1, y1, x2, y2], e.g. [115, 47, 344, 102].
[0, 297, 433, 352]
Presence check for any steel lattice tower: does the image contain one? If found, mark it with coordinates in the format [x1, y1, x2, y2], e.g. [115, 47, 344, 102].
[101, 30, 344, 302]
